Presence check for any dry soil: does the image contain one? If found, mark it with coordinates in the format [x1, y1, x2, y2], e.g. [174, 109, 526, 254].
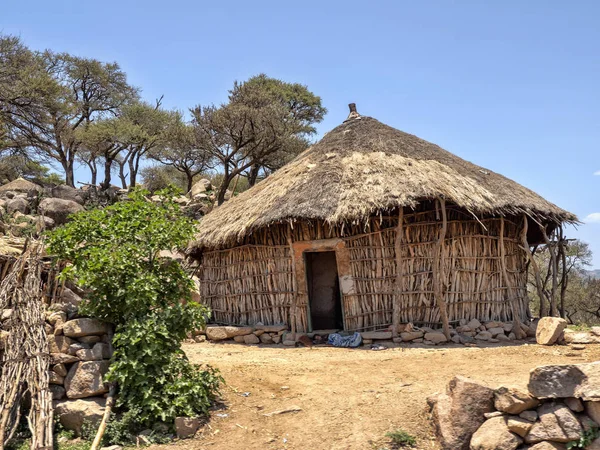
[150, 341, 600, 450]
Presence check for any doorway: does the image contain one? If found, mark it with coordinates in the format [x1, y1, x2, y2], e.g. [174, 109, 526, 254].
[305, 251, 343, 330]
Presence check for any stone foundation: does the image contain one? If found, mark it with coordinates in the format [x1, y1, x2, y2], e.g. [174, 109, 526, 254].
[429, 362, 600, 449]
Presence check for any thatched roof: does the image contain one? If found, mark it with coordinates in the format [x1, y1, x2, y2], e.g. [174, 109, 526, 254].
[190, 115, 576, 251]
[0, 178, 43, 194]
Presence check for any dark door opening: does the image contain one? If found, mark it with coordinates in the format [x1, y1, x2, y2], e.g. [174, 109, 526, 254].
[305, 251, 343, 330]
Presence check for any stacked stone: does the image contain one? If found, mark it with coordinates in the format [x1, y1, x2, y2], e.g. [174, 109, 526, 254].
[198, 324, 288, 344]
[362, 319, 537, 347]
[429, 362, 600, 450]
[1, 286, 113, 436]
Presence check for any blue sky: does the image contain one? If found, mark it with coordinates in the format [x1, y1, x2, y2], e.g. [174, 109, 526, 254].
[3, 1, 600, 266]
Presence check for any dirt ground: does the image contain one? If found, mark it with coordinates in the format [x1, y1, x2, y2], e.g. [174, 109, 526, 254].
[151, 341, 600, 450]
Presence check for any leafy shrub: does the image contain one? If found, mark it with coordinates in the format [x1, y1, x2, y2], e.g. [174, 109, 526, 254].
[567, 425, 600, 449]
[385, 429, 417, 448]
[47, 187, 222, 429]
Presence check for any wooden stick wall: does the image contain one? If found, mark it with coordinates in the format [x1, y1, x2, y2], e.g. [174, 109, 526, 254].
[197, 203, 530, 332]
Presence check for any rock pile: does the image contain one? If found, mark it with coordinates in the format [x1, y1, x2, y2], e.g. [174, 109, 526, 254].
[199, 319, 538, 347]
[195, 324, 288, 345]
[429, 362, 600, 449]
[1, 287, 113, 436]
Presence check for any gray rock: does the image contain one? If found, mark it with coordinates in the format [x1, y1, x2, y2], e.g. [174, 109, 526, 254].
[528, 362, 600, 401]
[51, 353, 79, 365]
[564, 397, 584, 413]
[424, 332, 448, 344]
[174, 416, 201, 438]
[205, 326, 253, 341]
[259, 333, 274, 344]
[506, 416, 533, 438]
[470, 416, 522, 450]
[63, 318, 110, 338]
[524, 402, 583, 444]
[586, 401, 600, 425]
[494, 387, 540, 414]
[400, 330, 424, 341]
[48, 335, 76, 353]
[360, 331, 392, 340]
[50, 185, 85, 205]
[65, 360, 110, 399]
[519, 410, 538, 422]
[54, 397, 105, 435]
[49, 385, 66, 400]
[536, 317, 567, 345]
[6, 197, 29, 215]
[38, 197, 84, 225]
[243, 334, 260, 344]
[475, 331, 492, 341]
[429, 376, 494, 450]
[527, 443, 568, 450]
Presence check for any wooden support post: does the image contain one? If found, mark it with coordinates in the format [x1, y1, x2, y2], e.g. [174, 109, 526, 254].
[539, 223, 558, 316]
[500, 217, 524, 339]
[433, 198, 451, 340]
[520, 214, 546, 319]
[392, 208, 404, 337]
[287, 229, 298, 335]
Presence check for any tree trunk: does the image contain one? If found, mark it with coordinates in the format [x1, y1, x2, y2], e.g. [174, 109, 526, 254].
[63, 159, 75, 188]
[186, 171, 193, 193]
[101, 159, 113, 190]
[118, 162, 127, 189]
[248, 164, 260, 187]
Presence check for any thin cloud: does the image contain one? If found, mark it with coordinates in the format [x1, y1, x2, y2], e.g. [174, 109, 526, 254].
[594, 170, 600, 176]
[584, 213, 600, 223]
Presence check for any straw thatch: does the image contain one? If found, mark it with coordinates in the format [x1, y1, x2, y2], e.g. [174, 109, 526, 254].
[190, 115, 576, 251]
[0, 177, 43, 194]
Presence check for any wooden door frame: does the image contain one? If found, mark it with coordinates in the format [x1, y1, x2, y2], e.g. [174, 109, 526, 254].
[291, 238, 354, 332]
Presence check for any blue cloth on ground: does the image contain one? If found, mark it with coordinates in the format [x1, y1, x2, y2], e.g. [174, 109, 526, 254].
[327, 332, 362, 348]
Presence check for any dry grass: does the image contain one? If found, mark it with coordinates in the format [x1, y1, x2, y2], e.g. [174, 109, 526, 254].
[190, 116, 576, 251]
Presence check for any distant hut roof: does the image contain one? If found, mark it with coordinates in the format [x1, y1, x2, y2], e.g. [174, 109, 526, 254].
[190, 113, 576, 251]
[0, 178, 43, 194]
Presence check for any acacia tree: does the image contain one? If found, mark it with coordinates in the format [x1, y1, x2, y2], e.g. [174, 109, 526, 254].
[116, 100, 173, 189]
[149, 112, 212, 192]
[0, 39, 138, 187]
[192, 74, 326, 205]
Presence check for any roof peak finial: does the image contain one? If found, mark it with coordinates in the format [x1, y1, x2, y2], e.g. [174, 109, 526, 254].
[344, 103, 361, 122]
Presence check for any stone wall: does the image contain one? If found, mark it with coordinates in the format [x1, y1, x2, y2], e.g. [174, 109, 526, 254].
[1, 286, 113, 435]
[429, 362, 600, 449]
[196, 318, 538, 347]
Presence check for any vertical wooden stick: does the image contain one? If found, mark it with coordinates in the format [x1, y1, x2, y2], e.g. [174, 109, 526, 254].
[392, 208, 404, 337]
[287, 228, 298, 335]
[90, 385, 116, 450]
[539, 223, 558, 316]
[433, 198, 451, 339]
[500, 217, 524, 339]
[520, 215, 546, 319]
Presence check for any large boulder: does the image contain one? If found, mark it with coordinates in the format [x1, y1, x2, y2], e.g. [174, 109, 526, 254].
[38, 198, 84, 225]
[63, 318, 110, 338]
[494, 386, 540, 414]
[54, 397, 105, 435]
[6, 197, 29, 215]
[563, 329, 600, 344]
[64, 360, 110, 399]
[429, 376, 495, 450]
[50, 185, 85, 205]
[189, 179, 212, 198]
[528, 362, 600, 401]
[469, 416, 522, 450]
[0, 178, 42, 196]
[524, 402, 583, 444]
[536, 317, 567, 345]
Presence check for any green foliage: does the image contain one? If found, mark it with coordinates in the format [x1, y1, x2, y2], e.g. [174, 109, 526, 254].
[567, 426, 600, 449]
[0, 153, 63, 185]
[140, 165, 189, 193]
[385, 429, 417, 448]
[47, 188, 221, 427]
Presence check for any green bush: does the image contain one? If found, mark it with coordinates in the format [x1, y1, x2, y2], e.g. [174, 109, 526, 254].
[47, 187, 222, 429]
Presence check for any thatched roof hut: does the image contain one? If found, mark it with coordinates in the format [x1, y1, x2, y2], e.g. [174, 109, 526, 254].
[190, 105, 576, 337]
